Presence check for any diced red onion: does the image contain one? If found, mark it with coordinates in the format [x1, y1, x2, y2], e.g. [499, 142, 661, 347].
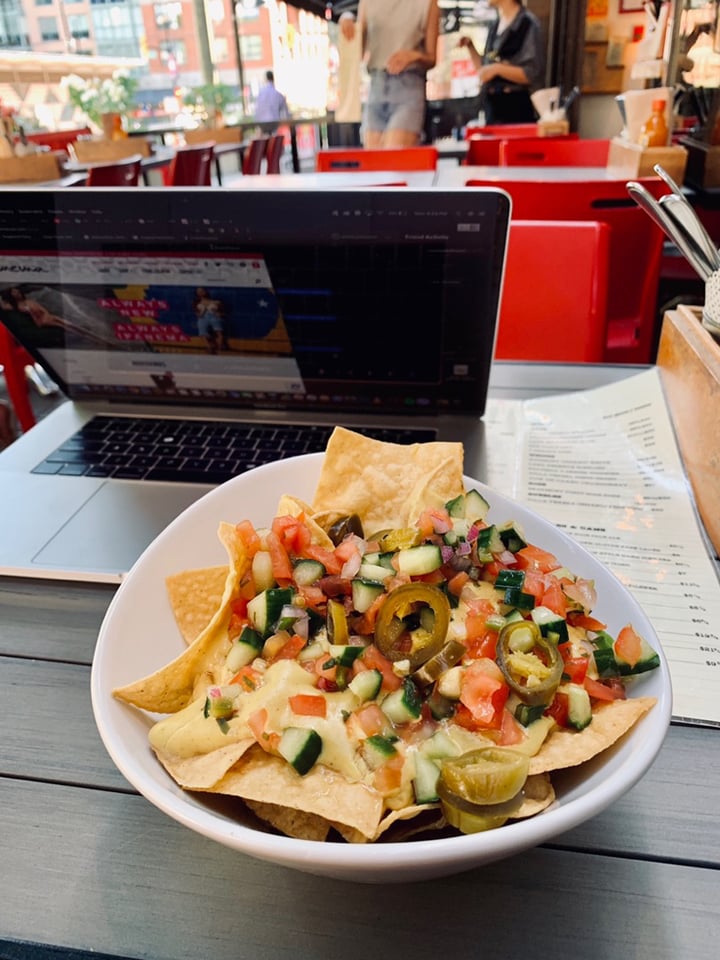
[467, 524, 480, 542]
[341, 552, 362, 580]
[497, 550, 516, 565]
[456, 541, 472, 556]
[441, 545, 455, 563]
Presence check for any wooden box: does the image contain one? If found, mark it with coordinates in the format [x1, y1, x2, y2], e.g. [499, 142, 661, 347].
[537, 119, 569, 137]
[606, 137, 687, 183]
[678, 136, 720, 189]
[657, 304, 720, 555]
[0, 152, 61, 182]
[70, 137, 152, 162]
[185, 125, 243, 145]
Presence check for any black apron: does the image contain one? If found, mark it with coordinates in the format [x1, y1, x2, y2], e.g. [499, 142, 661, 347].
[481, 12, 537, 125]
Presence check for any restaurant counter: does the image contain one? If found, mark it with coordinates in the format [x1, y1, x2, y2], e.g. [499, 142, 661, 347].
[0, 362, 718, 960]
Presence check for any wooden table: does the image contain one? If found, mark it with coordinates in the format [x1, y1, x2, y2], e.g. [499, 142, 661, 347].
[0, 361, 718, 960]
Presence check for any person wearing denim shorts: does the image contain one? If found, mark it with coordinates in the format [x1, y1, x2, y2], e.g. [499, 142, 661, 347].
[357, 0, 440, 147]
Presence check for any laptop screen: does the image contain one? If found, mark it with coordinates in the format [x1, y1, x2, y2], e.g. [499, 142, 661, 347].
[0, 187, 509, 417]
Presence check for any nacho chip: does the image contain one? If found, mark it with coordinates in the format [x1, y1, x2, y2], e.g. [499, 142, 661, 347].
[113, 522, 248, 713]
[311, 426, 464, 534]
[153, 739, 255, 790]
[166, 565, 229, 645]
[529, 697, 657, 775]
[511, 773, 555, 818]
[244, 799, 332, 842]
[202, 745, 385, 840]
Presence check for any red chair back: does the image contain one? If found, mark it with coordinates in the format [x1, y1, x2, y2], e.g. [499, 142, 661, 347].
[496, 221, 610, 362]
[464, 133, 578, 166]
[0, 322, 36, 433]
[86, 154, 143, 187]
[264, 134, 285, 174]
[465, 123, 539, 139]
[165, 143, 214, 186]
[499, 137, 610, 166]
[242, 137, 269, 175]
[464, 176, 670, 363]
[316, 146, 438, 172]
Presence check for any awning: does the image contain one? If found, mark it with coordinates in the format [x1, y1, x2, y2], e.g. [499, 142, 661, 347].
[0, 51, 145, 85]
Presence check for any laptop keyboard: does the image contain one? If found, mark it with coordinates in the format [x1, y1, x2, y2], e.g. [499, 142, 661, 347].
[31, 417, 437, 485]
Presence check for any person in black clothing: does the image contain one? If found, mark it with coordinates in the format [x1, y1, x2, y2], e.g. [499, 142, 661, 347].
[459, 0, 543, 124]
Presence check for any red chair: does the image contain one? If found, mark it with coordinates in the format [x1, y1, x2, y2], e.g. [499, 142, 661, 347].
[463, 176, 671, 363]
[165, 143, 214, 186]
[464, 132, 578, 166]
[316, 146, 438, 172]
[264, 134, 285, 174]
[86, 154, 143, 187]
[499, 138, 610, 166]
[242, 137, 269, 175]
[495, 221, 610, 362]
[0, 322, 36, 433]
[465, 123, 539, 139]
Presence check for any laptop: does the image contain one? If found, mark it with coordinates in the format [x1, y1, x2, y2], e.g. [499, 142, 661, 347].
[0, 186, 510, 582]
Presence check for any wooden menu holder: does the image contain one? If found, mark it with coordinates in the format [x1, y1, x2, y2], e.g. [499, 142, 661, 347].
[185, 126, 243, 145]
[0, 152, 61, 182]
[656, 305, 720, 555]
[70, 137, 152, 162]
[606, 137, 687, 183]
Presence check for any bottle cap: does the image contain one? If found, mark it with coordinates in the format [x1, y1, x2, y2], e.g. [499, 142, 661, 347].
[652, 99, 666, 111]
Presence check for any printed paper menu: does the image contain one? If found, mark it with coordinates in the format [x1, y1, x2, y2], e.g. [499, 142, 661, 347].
[483, 368, 720, 727]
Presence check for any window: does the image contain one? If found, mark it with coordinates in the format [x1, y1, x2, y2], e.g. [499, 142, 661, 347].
[159, 40, 186, 66]
[240, 34, 262, 61]
[154, 1, 182, 31]
[36, 0, 53, 6]
[38, 16, 60, 41]
[68, 13, 90, 39]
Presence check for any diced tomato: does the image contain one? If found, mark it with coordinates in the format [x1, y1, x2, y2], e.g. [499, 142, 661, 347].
[303, 544, 342, 575]
[417, 507, 452, 538]
[227, 597, 249, 640]
[567, 612, 607, 631]
[447, 571, 470, 596]
[373, 754, 405, 795]
[334, 537, 362, 564]
[354, 703, 388, 736]
[296, 583, 327, 611]
[481, 560, 509, 581]
[459, 660, 509, 729]
[545, 691, 569, 727]
[416, 568, 446, 585]
[558, 643, 590, 684]
[521, 570, 545, 601]
[269, 633, 306, 663]
[288, 693, 327, 718]
[539, 577, 568, 617]
[359, 644, 402, 692]
[230, 665, 262, 691]
[353, 593, 387, 637]
[247, 708, 279, 752]
[515, 544, 560, 574]
[615, 625, 643, 668]
[314, 652, 338, 685]
[265, 530, 293, 583]
[584, 676, 626, 701]
[271, 515, 312, 556]
[235, 519, 261, 557]
[464, 629, 497, 661]
[496, 707, 526, 745]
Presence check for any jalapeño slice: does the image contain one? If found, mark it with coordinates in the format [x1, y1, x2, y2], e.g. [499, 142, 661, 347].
[496, 620, 563, 707]
[374, 583, 451, 668]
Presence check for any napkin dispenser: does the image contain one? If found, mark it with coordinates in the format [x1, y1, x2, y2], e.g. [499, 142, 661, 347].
[532, 86, 572, 137]
[607, 86, 687, 182]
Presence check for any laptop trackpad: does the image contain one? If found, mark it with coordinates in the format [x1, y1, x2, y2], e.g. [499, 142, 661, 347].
[33, 481, 211, 576]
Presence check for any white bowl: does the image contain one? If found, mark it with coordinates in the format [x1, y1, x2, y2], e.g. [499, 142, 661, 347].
[91, 454, 672, 883]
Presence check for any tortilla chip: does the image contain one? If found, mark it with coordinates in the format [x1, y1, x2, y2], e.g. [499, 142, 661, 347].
[113, 522, 248, 713]
[275, 494, 335, 549]
[511, 773, 555, 818]
[202, 745, 384, 840]
[529, 697, 657, 775]
[311, 427, 464, 534]
[244, 798, 332, 842]
[166, 565, 229, 645]
[154, 739, 255, 790]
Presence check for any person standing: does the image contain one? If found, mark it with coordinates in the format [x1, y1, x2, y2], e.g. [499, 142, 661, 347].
[357, 0, 440, 148]
[458, 0, 543, 125]
[254, 71, 290, 125]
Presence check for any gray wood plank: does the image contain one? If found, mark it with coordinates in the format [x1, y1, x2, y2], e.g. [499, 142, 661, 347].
[0, 578, 114, 663]
[1, 779, 718, 960]
[1, 655, 719, 867]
